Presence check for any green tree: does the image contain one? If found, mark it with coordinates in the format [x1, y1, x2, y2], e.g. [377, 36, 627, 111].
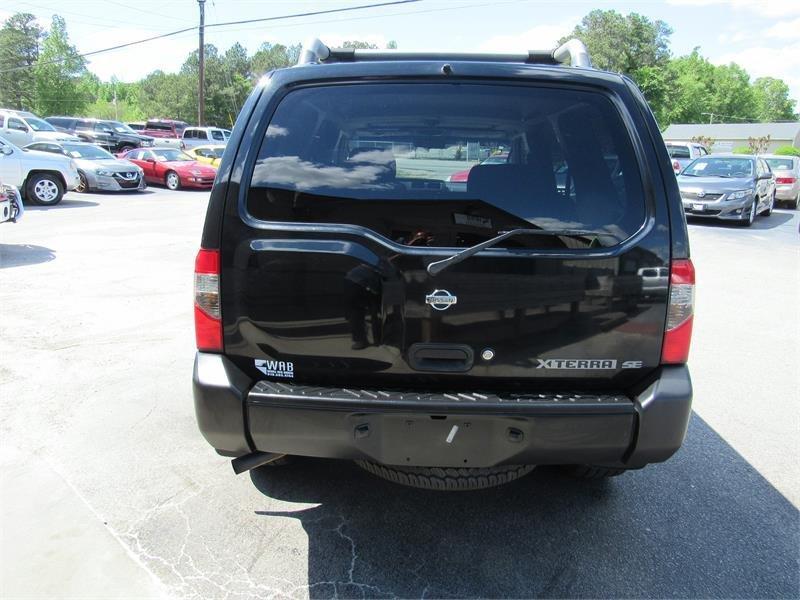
[0, 13, 42, 110]
[752, 77, 797, 121]
[137, 70, 195, 123]
[250, 42, 298, 77]
[559, 10, 673, 122]
[34, 16, 89, 115]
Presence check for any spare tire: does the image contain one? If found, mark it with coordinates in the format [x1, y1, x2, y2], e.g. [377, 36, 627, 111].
[355, 461, 535, 491]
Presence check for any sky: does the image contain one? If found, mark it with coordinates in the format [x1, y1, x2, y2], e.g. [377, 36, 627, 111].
[3, 0, 799, 107]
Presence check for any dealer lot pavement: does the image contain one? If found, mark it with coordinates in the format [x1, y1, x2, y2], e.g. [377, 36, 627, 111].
[1, 190, 798, 599]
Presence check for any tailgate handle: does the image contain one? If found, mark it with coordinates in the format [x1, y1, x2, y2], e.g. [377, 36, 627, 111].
[408, 343, 474, 372]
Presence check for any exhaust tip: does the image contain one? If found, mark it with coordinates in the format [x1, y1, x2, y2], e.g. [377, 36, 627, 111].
[231, 451, 287, 475]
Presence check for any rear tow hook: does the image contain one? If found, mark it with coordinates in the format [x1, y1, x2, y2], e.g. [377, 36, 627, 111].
[231, 451, 287, 475]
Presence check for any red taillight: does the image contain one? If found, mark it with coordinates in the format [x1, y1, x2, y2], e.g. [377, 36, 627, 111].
[194, 248, 222, 352]
[661, 259, 695, 364]
[776, 177, 795, 184]
[672, 160, 681, 172]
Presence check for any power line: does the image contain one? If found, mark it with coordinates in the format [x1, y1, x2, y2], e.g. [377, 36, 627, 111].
[0, 0, 422, 74]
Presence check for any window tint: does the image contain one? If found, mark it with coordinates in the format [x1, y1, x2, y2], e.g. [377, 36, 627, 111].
[95, 123, 113, 132]
[666, 144, 691, 159]
[765, 158, 794, 171]
[210, 130, 224, 141]
[146, 122, 174, 132]
[248, 83, 646, 247]
[8, 117, 26, 131]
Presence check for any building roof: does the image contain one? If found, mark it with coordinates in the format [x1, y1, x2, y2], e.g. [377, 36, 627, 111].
[662, 122, 800, 141]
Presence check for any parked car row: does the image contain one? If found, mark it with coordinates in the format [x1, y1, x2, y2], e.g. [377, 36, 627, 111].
[0, 104, 233, 205]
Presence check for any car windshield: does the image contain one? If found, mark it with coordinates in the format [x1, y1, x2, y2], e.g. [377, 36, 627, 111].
[202, 147, 225, 158]
[153, 149, 193, 161]
[682, 157, 753, 177]
[248, 83, 646, 247]
[666, 144, 691, 159]
[109, 121, 136, 134]
[765, 158, 794, 171]
[27, 117, 56, 132]
[62, 144, 114, 159]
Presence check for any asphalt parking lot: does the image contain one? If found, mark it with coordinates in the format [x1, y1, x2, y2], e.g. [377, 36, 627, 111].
[1, 188, 798, 599]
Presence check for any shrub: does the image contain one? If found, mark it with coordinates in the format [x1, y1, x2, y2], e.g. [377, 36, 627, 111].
[732, 146, 752, 154]
[773, 146, 800, 157]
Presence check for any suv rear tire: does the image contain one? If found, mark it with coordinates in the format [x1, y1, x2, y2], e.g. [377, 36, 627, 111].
[562, 465, 627, 479]
[355, 461, 535, 490]
[26, 173, 64, 206]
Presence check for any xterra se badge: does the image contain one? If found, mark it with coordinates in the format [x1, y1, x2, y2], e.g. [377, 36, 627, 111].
[536, 359, 644, 369]
[425, 289, 457, 311]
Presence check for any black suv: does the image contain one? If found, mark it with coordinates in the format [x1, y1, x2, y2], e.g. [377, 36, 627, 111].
[45, 117, 154, 152]
[193, 39, 695, 490]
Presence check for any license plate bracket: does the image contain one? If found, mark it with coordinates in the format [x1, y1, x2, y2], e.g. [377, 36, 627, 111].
[349, 413, 527, 468]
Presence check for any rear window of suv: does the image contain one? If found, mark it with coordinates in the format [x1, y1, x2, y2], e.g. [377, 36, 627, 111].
[666, 144, 691, 159]
[247, 83, 646, 248]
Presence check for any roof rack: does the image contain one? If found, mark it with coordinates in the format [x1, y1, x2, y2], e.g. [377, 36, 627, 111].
[296, 37, 592, 68]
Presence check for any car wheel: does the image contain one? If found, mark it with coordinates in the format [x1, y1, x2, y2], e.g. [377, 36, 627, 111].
[742, 198, 757, 227]
[165, 171, 181, 190]
[764, 191, 774, 216]
[26, 173, 64, 206]
[355, 461, 535, 490]
[75, 171, 88, 193]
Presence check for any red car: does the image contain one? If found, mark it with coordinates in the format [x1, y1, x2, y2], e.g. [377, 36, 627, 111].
[448, 152, 509, 183]
[119, 148, 216, 190]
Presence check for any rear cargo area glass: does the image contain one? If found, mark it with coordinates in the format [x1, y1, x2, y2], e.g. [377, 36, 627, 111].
[247, 83, 646, 248]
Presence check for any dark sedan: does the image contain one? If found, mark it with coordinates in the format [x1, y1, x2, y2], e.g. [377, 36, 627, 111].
[677, 154, 776, 227]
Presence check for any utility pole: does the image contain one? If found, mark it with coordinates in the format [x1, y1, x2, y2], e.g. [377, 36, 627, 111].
[198, 0, 206, 126]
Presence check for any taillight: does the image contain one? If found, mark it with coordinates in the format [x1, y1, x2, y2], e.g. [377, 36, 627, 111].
[672, 160, 681, 173]
[194, 248, 222, 352]
[776, 177, 795, 184]
[661, 259, 695, 364]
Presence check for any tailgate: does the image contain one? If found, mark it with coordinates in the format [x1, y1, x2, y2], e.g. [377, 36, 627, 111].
[221, 79, 670, 390]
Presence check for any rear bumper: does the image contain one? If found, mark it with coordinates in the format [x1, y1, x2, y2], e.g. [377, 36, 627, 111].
[193, 353, 692, 468]
[775, 185, 798, 200]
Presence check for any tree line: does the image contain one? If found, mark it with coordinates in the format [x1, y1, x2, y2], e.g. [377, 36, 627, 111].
[0, 10, 796, 128]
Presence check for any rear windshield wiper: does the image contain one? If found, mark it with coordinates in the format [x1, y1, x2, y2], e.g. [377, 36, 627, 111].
[426, 228, 621, 276]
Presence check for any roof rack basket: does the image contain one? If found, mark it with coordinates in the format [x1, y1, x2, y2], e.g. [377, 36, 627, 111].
[297, 37, 592, 68]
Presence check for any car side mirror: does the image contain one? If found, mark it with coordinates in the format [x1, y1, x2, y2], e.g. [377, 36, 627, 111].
[0, 145, 13, 156]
